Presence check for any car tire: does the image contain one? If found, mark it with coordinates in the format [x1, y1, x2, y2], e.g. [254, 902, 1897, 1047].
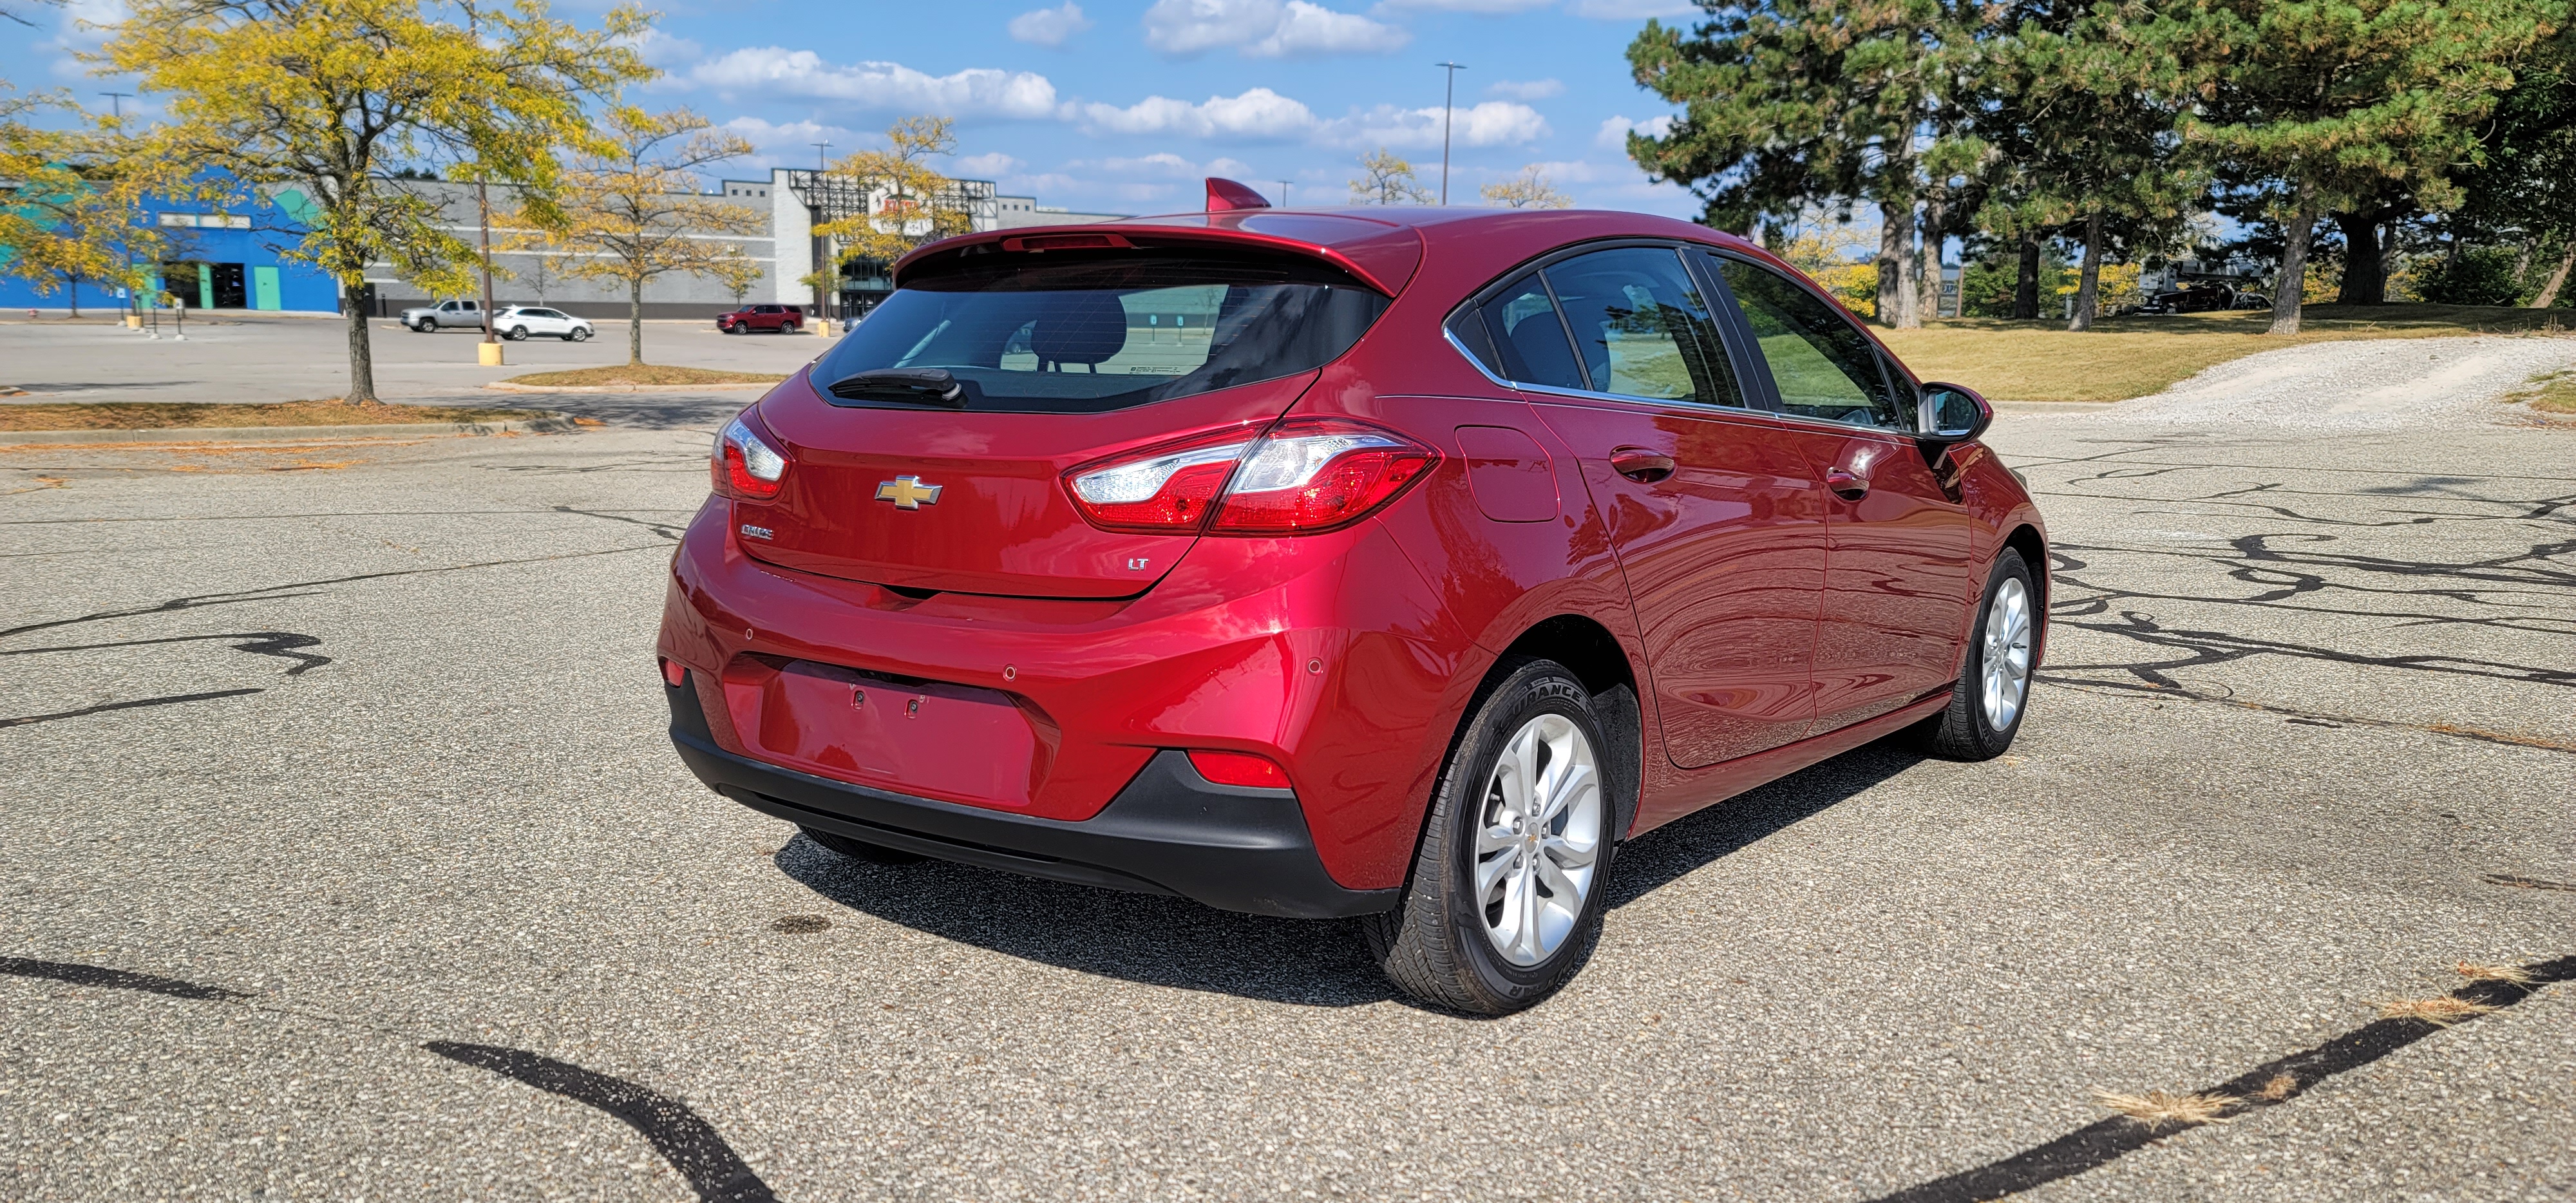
[723, 323, 741, 334]
[781, 323, 799, 335]
[1363, 657, 1616, 1015]
[1914, 548, 2037, 761]
[504, 326, 527, 341]
[417, 317, 436, 332]
[567, 327, 589, 342]
[800, 825, 925, 865]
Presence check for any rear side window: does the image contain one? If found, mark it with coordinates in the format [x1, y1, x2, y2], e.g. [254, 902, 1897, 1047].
[1709, 256, 1904, 430]
[1542, 247, 1742, 407]
[810, 250, 1389, 413]
[1471, 274, 1586, 392]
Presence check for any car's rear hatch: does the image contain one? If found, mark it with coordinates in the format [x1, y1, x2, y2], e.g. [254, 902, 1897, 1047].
[745, 372, 1318, 597]
[734, 222, 1414, 599]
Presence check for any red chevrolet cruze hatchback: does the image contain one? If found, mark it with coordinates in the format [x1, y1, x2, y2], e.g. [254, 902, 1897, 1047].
[658, 183, 2046, 1013]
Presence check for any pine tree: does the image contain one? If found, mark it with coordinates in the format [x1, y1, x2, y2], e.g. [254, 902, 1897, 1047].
[2191, 0, 2560, 334]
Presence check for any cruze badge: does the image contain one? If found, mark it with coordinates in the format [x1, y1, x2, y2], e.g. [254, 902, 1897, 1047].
[875, 475, 943, 509]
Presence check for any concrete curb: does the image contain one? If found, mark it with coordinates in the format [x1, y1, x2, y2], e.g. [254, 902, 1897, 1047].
[483, 379, 781, 393]
[1, 417, 581, 446]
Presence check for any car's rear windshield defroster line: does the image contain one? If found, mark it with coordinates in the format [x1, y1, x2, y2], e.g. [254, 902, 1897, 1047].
[811, 251, 1389, 415]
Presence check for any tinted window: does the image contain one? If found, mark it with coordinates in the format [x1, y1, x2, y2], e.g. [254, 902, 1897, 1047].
[1473, 274, 1586, 391]
[810, 251, 1389, 414]
[1711, 257, 1903, 429]
[1542, 247, 1742, 407]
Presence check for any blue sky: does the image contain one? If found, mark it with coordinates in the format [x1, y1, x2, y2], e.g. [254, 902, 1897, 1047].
[12, 0, 1701, 218]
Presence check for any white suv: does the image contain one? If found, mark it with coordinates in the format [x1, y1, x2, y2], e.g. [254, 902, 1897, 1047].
[494, 306, 596, 342]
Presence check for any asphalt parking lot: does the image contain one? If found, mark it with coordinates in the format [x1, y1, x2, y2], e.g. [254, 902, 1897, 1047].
[4, 332, 2573, 1200]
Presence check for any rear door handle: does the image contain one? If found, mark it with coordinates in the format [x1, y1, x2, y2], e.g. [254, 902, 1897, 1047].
[1825, 468, 1870, 499]
[1609, 448, 1676, 483]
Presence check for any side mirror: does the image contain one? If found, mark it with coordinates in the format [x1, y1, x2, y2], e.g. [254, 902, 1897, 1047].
[1915, 382, 1993, 446]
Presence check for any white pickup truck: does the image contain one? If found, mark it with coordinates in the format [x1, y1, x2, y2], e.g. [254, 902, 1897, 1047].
[399, 299, 488, 332]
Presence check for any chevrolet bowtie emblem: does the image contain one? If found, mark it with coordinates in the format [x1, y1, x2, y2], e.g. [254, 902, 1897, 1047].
[875, 475, 943, 509]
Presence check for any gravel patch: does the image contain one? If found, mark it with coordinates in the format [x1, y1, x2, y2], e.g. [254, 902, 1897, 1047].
[2103, 334, 2576, 430]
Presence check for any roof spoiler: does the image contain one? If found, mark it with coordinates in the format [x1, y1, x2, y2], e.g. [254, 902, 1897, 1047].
[1205, 178, 1271, 212]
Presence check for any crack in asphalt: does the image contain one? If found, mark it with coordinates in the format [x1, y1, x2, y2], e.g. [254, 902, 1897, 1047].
[0, 956, 779, 1203]
[1870, 955, 2576, 1202]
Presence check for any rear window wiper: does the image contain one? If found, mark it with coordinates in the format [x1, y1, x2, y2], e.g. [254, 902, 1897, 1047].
[824, 368, 967, 408]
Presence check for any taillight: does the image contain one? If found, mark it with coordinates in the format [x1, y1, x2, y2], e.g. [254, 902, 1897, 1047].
[712, 413, 788, 500]
[1063, 419, 1437, 536]
[1209, 419, 1437, 534]
[1064, 428, 1256, 533]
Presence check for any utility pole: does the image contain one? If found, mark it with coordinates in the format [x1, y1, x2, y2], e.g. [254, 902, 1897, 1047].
[812, 141, 833, 172]
[98, 92, 131, 121]
[1434, 61, 1465, 205]
[1278, 180, 1291, 207]
[477, 173, 499, 357]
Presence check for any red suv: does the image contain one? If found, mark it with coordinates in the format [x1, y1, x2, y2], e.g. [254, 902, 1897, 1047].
[717, 303, 802, 334]
[658, 186, 2046, 1012]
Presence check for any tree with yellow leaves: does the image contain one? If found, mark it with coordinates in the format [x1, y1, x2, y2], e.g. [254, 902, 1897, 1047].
[518, 106, 759, 365]
[99, 0, 652, 402]
[1349, 148, 1431, 205]
[1480, 165, 1572, 209]
[813, 116, 978, 291]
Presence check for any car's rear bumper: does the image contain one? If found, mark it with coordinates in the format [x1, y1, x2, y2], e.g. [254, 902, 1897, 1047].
[665, 676, 1399, 920]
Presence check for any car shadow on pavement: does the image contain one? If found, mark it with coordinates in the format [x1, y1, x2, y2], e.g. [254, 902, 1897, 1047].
[773, 738, 1926, 1009]
[1604, 739, 1924, 909]
[773, 835, 1400, 1008]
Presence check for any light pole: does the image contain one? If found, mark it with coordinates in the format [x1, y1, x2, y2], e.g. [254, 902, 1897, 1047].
[1278, 180, 1291, 207]
[811, 141, 832, 172]
[1434, 61, 1465, 205]
[98, 91, 131, 121]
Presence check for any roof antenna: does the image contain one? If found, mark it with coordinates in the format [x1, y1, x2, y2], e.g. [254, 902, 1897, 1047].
[1205, 178, 1272, 213]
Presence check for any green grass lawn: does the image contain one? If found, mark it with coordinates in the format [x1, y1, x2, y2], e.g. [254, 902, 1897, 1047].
[1879, 304, 2574, 403]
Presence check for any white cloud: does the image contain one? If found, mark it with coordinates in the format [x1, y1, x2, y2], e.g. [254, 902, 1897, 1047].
[1142, 0, 1409, 58]
[1009, 2, 1095, 47]
[619, 28, 704, 68]
[693, 50, 1059, 118]
[1567, 0, 1697, 18]
[1072, 153, 1264, 180]
[1070, 87, 1320, 139]
[1486, 77, 1564, 100]
[1372, 0, 1553, 10]
[719, 117, 866, 168]
[1596, 113, 1674, 147]
[1334, 100, 1548, 149]
[955, 152, 1025, 178]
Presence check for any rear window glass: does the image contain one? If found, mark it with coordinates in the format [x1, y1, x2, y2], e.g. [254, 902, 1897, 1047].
[809, 251, 1390, 413]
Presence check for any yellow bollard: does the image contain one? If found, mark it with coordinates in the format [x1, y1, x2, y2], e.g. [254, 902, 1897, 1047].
[477, 341, 506, 366]
[125, 314, 143, 330]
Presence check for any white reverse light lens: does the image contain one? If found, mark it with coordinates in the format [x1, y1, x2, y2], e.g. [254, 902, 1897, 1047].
[1226, 433, 1402, 495]
[724, 417, 786, 482]
[1072, 440, 1249, 504]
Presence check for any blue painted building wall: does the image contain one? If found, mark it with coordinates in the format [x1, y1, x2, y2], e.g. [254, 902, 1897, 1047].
[1, 183, 342, 314]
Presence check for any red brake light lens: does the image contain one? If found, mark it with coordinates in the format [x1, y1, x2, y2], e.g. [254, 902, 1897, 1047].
[1187, 750, 1290, 790]
[712, 413, 788, 500]
[1064, 429, 1256, 533]
[1063, 420, 1438, 537]
[1209, 419, 1438, 534]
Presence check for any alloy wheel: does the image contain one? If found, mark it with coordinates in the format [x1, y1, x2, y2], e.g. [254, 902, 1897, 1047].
[1472, 712, 1604, 967]
[1980, 576, 2033, 730]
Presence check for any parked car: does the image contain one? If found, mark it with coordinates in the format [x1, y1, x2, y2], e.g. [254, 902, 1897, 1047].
[493, 305, 595, 342]
[2138, 283, 2239, 315]
[656, 184, 2047, 1014]
[400, 299, 486, 332]
[717, 303, 803, 334]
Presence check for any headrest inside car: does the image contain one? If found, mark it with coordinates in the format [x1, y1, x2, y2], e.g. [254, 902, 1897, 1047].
[1030, 293, 1130, 366]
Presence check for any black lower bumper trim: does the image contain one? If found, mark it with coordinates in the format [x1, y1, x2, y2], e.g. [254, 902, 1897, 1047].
[664, 678, 1398, 920]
